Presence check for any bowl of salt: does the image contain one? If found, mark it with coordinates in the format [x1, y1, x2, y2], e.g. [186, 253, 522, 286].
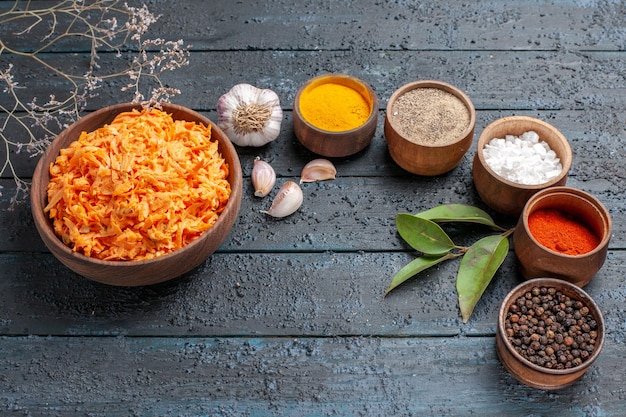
[472, 116, 572, 217]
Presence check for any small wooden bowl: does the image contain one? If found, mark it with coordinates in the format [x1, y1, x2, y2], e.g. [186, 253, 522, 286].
[293, 73, 378, 157]
[31, 103, 243, 286]
[384, 80, 476, 176]
[513, 186, 611, 287]
[472, 116, 572, 217]
[496, 278, 605, 390]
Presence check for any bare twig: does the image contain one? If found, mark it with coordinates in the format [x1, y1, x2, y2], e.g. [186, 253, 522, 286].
[0, 0, 190, 206]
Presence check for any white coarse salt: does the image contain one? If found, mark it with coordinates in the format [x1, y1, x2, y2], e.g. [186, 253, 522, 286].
[483, 130, 563, 185]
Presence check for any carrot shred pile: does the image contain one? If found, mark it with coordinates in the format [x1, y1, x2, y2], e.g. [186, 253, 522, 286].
[44, 108, 231, 261]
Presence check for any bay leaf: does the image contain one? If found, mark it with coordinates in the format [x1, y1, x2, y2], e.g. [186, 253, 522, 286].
[415, 203, 505, 231]
[396, 213, 456, 255]
[385, 253, 453, 296]
[456, 234, 509, 323]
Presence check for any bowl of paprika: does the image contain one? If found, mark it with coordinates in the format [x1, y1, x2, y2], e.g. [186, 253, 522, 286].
[513, 186, 612, 287]
[293, 73, 378, 157]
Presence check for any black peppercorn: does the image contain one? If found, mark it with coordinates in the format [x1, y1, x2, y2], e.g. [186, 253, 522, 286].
[504, 286, 599, 370]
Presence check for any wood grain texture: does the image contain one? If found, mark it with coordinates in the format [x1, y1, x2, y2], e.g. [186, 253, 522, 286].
[1, 335, 624, 416]
[0, 250, 624, 340]
[4, 50, 626, 113]
[3, 0, 626, 52]
[1, 0, 626, 415]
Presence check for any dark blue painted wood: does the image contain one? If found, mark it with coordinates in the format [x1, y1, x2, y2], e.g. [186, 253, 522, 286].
[1, 0, 625, 415]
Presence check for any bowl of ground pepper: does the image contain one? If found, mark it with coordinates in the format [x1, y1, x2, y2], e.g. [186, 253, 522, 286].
[496, 278, 605, 390]
[384, 80, 476, 175]
[513, 186, 612, 287]
[293, 73, 378, 157]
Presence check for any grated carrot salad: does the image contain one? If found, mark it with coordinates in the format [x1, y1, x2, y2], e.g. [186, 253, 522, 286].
[44, 108, 231, 261]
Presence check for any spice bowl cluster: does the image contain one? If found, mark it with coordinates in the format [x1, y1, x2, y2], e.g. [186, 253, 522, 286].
[468, 114, 612, 287]
[468, 117, 612, 389]
[353, 75, 611, 389]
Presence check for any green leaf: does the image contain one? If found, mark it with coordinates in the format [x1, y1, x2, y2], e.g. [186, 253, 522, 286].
[415, 204, 504, 230]
[385, 253, 453, 296]
[456, 234, 509, 323]
[396, 213, 456, 255]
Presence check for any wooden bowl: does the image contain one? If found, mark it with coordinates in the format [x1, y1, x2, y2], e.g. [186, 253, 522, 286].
[472, 116, 572, 217]
[513, 186, 611, 287]
[293, 73, 378, 157]
[30, 103, 243, 286]
[384, 80, 476, 176]
[496, 278, 605, 390]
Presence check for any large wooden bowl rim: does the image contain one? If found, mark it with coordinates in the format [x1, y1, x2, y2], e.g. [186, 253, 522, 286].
[31, 102, 242, 271]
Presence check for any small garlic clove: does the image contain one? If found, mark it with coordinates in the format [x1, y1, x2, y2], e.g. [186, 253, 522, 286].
[261, 181, 303, 218]
[300, 158, 337, 183]
[251, 157, 276, 197]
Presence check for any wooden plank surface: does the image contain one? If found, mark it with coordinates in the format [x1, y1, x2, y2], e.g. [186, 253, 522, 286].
[1, 0, 626, 415]
[4, 106, 626, 178]
[1, 335, 625, 416]
[0, 249, 625, 339]
[3, 0, 626, 52]
[5, 49, 626, 113]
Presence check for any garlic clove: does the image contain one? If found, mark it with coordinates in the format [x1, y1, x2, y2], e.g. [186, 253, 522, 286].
[251, 157, 276, 197]
[300, 158, 337, 183]
[261, 181, 303, 218]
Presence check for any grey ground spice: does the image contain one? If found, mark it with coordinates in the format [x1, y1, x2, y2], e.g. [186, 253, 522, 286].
[391, 88, 470, 146]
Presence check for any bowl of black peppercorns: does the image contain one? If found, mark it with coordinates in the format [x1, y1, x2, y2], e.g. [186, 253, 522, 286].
[496, 278, 605, 390]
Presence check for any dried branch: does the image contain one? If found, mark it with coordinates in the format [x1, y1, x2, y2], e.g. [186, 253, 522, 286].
[0, 0, 190, 206]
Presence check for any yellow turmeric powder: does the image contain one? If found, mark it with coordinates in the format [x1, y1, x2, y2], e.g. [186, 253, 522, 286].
[299, 82, 371, 132]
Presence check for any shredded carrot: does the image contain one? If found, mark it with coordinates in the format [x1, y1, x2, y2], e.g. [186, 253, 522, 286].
[44, 108, 231, 261]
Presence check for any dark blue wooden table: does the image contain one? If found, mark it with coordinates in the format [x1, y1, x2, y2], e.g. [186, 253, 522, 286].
[1, 1, 625, 415]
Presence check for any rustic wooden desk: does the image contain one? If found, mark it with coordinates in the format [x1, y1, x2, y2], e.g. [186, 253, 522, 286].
[1, 1, 625, 415]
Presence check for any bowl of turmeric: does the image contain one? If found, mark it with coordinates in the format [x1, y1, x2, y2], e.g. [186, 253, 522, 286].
[513, 186, 612, 287]
[293, 73, 379, 157]
[31, 102, 242, 286]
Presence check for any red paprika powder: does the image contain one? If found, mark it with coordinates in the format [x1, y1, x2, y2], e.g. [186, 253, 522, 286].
[528, 208, 600, 255]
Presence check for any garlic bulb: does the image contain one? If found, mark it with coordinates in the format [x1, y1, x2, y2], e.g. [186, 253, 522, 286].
[261, 181, 303, 218]
[251, 157, 276, 197]
[217, 83, 283, 147]
[300, 158, 337, 183]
